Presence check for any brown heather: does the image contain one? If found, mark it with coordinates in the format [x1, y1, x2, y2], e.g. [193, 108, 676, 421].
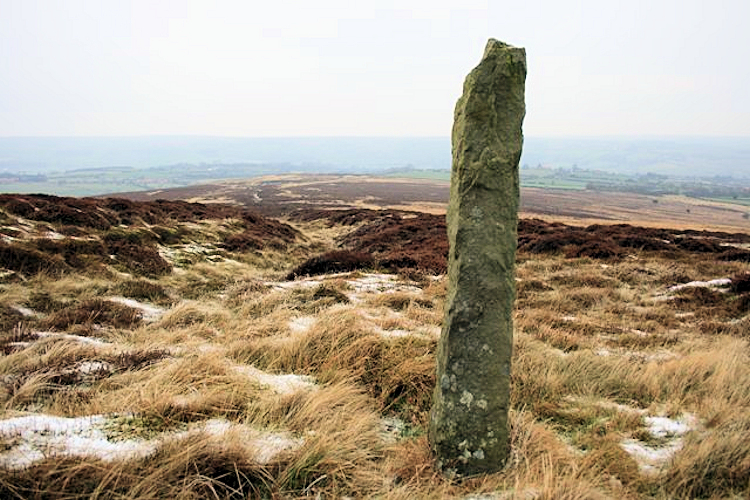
[0, 195, 747, 498]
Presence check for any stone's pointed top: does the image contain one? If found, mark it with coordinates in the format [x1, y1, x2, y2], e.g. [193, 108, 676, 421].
[482, 39, 525, 60]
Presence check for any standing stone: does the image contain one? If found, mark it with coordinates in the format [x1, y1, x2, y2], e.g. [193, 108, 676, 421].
[429, 39, 526, 476]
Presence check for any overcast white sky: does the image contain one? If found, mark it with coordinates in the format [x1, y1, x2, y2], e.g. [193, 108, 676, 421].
[1, 0, 748, 137]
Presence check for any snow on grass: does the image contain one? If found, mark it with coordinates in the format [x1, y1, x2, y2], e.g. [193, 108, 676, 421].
[35, 331, 110, 346]
[373, 328, 414, 339]
[231, 364, 317, 395]
[288, 315, 315, 334]
[108, 296, 165, 322]
[344, 273, 421, 297]
[644, 414, 698, 438]
[620, 413, 698, 474]
[270, 273, 422, 302]
[0, 414, 304, 470]
[201, 419, 303, 464]
[11, 305, 36, 317]
[620, 439, 684, 475]
[0, 414, 155, 470]
[667, 278, 731, 293]
[378, 417, 406, 444]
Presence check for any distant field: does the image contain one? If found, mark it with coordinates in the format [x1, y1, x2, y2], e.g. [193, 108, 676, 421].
[114, 174, 750, 233]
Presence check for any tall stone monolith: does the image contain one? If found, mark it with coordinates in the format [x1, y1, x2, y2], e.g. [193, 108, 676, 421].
[429, 39, 526, 477]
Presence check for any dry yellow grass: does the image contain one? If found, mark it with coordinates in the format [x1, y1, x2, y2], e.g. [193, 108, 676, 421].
[0, 212, 749, 499]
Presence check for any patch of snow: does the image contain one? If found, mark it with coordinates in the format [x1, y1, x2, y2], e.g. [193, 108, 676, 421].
[675, 312, 695, 319]
[196, 343, 223, 354]
[465, 488, 540, 500]
[345, 274, 421, 296]
[270, 273, 422, 303]
[41, 231, 65, 240]
[379, 417, 405, 443]
[75, 361, 113, 375]
[232, 364, 316, 395]
[199, 418, 303, 463]
[0, 414, 303, 470]
[644, 414, 697, 438]
[0, 414, 156, 469]
[627, 329, 649, 337]
[0, 270, 17, 280]
[593, 346, 680, 363]
[620, 413, 698, 474]
[246, 430, 303, 463]
[288, 315, 315, 333]
[620, 439, 683, 474]
[108, 296, 165, 322]
[12, 305, 36, 317]
[374, 328, 414, 339]
[6, 341, 32, 350]
[269, 279, 322, 291]
[35, 331, 110, 346]
[667, 278, 731, 293]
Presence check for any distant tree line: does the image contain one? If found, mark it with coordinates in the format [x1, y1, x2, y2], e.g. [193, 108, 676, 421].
[587, 176, 750, 200]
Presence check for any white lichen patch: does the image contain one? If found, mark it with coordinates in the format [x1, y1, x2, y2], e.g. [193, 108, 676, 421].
[108, 296, 166, 322]
[231, 364, 316, 395]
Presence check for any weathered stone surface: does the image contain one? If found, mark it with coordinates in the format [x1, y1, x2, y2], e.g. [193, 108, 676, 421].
[429, 39, 526, 476]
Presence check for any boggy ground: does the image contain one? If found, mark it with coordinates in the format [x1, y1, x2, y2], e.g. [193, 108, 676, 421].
[0, 195, 748, 499]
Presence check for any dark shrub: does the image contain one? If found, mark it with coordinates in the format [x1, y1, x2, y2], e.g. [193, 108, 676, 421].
[0, 242, 67, 275]
[223, 231, 264, 252]
[0, 303, 26, 332]
[717, 248, 750, 263]
[43, 299, 142, 330]
[33, 238, 108, 268]
[286, 250, 375, 279]
[109, 243, 172, 276]
[731, 272, 750, 294]
[675, 238, 722, 253]
[117, 279, 171, 304]
[25, 291, 66, 313]
[565, 241, 623, 260]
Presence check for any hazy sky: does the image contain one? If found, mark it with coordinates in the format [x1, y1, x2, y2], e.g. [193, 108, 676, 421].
[1, 0, 749, 137]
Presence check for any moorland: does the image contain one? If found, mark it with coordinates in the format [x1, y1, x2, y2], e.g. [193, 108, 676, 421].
[0, 180, 748, 499]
